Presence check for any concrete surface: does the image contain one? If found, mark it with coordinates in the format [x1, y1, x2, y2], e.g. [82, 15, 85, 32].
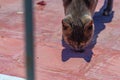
[0, 0, 120, 80]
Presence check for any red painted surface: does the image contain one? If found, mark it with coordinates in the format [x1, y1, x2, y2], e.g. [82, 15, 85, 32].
[0, 0, 120, 80]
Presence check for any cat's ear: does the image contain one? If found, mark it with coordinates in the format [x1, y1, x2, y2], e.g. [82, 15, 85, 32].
[62, 19, 70, 30]
[84, 20, 93, 31]
[62, 15, 73, 36]
[80, 15, 93, 31]
[62, 15, 72, 30]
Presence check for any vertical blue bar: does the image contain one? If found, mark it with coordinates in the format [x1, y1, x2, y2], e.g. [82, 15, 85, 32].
[24, 0, 35, 80]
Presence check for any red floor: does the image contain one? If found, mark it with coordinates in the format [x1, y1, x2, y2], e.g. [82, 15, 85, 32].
[0, 0, 120, 80]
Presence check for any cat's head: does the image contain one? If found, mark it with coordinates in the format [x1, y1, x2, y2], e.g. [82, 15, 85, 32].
[62, 15, 94, 51]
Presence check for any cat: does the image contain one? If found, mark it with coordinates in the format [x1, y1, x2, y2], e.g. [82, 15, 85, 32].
[62, 0, 113, 51]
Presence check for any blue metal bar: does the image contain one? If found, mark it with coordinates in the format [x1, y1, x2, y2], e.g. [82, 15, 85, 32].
[24, 0, 35, 80]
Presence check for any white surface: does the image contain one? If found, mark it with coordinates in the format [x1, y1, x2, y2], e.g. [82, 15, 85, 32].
[0, 74, 25, 80]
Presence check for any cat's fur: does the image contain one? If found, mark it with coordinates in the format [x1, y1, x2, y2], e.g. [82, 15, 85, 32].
[62, 0, 113, 51]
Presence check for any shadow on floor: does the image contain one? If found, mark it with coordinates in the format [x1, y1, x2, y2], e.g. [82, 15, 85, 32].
[61, 2, 114, 62]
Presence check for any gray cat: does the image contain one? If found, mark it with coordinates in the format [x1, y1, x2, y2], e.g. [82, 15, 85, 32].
[62, 0, 113, 51]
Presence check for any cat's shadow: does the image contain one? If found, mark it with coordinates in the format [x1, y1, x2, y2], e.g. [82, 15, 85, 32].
[62, 40, 93, 62]
[61, 4, 114, 62]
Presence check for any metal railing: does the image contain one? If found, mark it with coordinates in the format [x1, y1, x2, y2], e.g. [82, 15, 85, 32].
[24, 0, 35, 80]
